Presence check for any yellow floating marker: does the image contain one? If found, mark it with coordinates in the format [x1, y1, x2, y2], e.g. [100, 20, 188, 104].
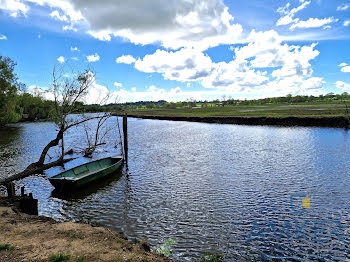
[302, 197, 310, 208]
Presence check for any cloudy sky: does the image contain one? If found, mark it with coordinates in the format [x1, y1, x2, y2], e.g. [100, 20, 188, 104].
[0, 0, 350, 103]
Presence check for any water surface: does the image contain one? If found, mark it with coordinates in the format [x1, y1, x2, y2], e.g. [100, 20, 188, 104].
[1, 118, 350, 261]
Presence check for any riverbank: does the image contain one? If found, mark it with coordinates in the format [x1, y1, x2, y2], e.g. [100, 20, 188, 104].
[0, 197, 171, 262]
[115, 104, 350, 128]
[115, 113, 350, 128]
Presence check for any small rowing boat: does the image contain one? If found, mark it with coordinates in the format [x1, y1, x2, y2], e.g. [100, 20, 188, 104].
[49, 156, 123, 190]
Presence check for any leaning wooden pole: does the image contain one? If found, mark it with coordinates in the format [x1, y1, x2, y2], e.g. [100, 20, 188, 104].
[123, 113, 128, 169]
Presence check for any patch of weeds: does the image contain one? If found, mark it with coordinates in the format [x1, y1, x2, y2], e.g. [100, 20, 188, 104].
[64, 231, 85, 239]
[116, 238, 126, 244]
[201, 251, 225, 262]
[0, 244, 14, 251]
[156, 238, 177, 257]
[48, 253, 71, 262]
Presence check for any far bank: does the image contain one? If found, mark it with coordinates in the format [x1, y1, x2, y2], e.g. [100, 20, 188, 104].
[114, 114, 350, 128]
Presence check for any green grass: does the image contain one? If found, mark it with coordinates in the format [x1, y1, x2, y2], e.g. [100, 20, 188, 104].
[124, 103, 349, 118]
[116, 238, 126, 244]
[0, 244, 14, 251]
[48, 253, 71, 262]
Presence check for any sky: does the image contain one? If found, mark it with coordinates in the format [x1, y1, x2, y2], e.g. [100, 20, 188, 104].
[0, 0, 350, 104]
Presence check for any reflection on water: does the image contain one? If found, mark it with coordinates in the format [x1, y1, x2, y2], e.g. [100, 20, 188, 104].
[1, 118, 350, 261]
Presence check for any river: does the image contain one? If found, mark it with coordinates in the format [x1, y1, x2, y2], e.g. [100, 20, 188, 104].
[1, 117, 350, 261]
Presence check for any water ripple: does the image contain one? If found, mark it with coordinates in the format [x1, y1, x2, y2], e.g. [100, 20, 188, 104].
[1, 118, 350, 261]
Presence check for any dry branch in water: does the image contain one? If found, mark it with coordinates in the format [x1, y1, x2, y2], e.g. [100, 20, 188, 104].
[83, 112, 112, 157]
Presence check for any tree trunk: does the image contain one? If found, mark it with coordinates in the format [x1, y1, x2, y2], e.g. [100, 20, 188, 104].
[0, 157, 74, 185]
[37, 128, 64, 165]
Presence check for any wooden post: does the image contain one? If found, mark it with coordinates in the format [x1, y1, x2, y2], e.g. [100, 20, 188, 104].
[21, 186, 25, 196]
[6, 182, 15, 198]
[123, 114, 128, 168]
[20, 195, 38, 215]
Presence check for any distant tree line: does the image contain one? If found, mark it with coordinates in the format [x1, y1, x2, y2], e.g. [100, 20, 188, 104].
[1, 55, 350, 126]
[117, 93, 350, 110]
[218, 93, 350, 106]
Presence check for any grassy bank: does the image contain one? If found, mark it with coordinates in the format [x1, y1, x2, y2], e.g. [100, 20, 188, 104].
[0, 197, 170, 262]
[116, 104, 350, 128]
[122, 104, 349, 118]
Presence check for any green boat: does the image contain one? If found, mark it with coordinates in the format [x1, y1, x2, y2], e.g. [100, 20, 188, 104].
[49, 156, 123, 190]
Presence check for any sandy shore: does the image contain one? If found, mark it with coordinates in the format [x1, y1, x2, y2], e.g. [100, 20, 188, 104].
[0, 197, 171, 262]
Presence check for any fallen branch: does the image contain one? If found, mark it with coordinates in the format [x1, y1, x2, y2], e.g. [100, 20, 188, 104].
[0, 157, 75, 185]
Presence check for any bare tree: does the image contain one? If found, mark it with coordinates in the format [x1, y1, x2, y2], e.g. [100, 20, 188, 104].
[82, 112, 112, 157]
[0, 66, 113, 184]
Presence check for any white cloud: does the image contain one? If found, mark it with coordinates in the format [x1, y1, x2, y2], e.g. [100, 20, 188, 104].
[131, 30, 323, 97]
[276, 1, 311, 26]
[62, 25, 77, 32]
[28, 85, 55, 100]
[135, 47, 214, 82]
[28, 0, 84, 23]
[344, 20, 350, 27]
[80, 72, 114, 104]
[86, 53, 100, 62]
[341, 66, 350, 73]
[116, 55, 136, 65]
[276, 1, 338, 31]
[70, 46, 79, 52]
[112, 85, 187, 102]
[337, 3, 350, 11]
[276, 15, 296, 26]
[0, 0, 29, 17]
[336, 81, 350, 90]
[71, 57, 79, 61]
[339, 62, 350, 73]
[290, 17, 338, 30]
[300, 77, 325, 90]
[16, 0, 243, 50]
[88, 30, 111, 41]
[0, 34, 7, 40]
[50, 10, 68, 22]
[29, 73, 115, 104]
[114, 82, 122, 87]
[57, 56, 65, 63]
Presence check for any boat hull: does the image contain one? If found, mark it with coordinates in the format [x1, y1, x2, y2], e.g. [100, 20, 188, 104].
[49, 156, 123, 191]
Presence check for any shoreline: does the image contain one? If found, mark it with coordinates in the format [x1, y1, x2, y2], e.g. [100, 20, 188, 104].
[115, 114, 350, 128]
[0, 196, 171, 262]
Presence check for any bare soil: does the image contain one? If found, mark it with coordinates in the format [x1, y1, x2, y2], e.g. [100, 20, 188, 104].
[0, 198, 171, 262]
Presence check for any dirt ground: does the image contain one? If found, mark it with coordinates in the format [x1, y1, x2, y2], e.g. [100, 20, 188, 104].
[0, 200, 171, 262]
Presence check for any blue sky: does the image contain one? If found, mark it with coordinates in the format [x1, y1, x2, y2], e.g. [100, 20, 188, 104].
[0, 0, 350, 103]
